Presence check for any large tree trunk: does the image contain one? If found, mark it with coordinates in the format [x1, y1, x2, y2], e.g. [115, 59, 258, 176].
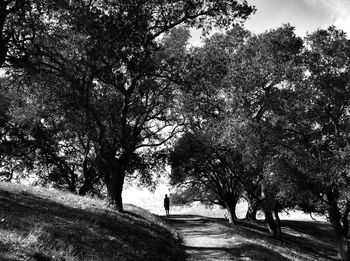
[107, 165, 125, 212]
[223, 196, 238, 224]
[327, 195, 350, 261]
[99, 150, 129, 212]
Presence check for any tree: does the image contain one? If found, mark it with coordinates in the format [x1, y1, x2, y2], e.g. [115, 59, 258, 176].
[175, 24, 303, 236]
[274, 27, 350, 260]
[0, 75, 104, 194]
[10, 0, 254, 211]
[170, 132, 243, 223]
[216, 24, 303, 237]
[169, 26, 255, 223]
[0, 0, 29, 176]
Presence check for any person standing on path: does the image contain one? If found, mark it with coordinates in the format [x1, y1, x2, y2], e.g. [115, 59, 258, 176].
[164, 194, 170, 216]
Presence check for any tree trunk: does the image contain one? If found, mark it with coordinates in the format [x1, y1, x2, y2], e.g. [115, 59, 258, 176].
[111, 170, 125, 212]
[0, 14, 6, 67]
[273, 208, 281, 237]
[98, 149, 129, 212]
[79, 179, 93, 196]
[264, 208, 281, 237]
[327, 195, 350, 261]
[79, 160, 101, 196]
[104, 160, 126, 212]
[261, 183, 281, 238]
[223, 197, 238, 224]
[245, 196, 258, 221]
[335, 236, 350, 261]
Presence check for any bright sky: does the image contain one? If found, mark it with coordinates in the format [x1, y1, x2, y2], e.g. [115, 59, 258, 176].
[245, 0, 350, 36]
[189, 0, 350, 45]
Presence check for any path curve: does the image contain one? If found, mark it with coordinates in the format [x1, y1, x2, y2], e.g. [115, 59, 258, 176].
[166, 215, 253, 261]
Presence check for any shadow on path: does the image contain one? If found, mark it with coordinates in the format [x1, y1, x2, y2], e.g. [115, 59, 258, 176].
[165, 215, 289, 261]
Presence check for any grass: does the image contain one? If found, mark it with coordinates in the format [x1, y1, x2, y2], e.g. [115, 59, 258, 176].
[164, 215, 338, 261]
[210, 217, 337, 260]
[0, 182, 185, 261]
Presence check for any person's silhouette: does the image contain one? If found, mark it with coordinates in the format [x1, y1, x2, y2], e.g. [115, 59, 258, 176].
[164, 194, 170, 216]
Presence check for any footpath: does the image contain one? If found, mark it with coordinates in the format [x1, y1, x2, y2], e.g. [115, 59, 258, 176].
[166, 215, 253, 261]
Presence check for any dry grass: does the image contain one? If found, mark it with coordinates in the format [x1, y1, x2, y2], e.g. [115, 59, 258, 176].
[165, 215, 338, 261]
[0, 182, 185, 261]
[217, 218, 338, 260]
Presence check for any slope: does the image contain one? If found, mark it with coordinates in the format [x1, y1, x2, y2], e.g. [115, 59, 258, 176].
[0, 182, 185, 261]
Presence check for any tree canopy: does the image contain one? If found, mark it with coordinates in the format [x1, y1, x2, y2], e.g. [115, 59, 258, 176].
[1, 0, 254, 211]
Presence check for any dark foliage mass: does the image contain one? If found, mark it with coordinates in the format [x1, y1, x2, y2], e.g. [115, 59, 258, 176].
[0, 0, 254, 210]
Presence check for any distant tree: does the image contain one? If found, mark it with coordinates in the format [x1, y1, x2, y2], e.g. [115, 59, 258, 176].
[170, 132, 243, 223]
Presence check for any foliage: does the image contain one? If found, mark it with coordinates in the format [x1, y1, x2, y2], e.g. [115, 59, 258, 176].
[1, 0, 254, 210]
[270, 26, 350, 259]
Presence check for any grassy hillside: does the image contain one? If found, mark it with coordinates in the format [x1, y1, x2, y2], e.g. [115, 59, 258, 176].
[0, 182, 185, 261]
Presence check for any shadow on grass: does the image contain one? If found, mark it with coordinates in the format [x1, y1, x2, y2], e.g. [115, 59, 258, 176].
[0, 188, 185, 261]
[185, 244, 290, 261]
[224, 218, 337, 260]
[165, 214, 337, 261]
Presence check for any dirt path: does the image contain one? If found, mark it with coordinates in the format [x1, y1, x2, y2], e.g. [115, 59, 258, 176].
[166, 215, 254, 261]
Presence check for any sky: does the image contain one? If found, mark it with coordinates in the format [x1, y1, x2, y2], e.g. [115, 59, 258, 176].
[189, 0, 350, 45]
[245, 0, 350, 36]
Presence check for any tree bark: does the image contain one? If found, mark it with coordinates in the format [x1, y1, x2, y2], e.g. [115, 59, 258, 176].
[335, 236, 350, 261]
[245, 196, 258, 221]
[109, 167, 125, 212]
[223, 196, 238, 223]
[99, 149, 129, 212]
[0, 8, 7, 66]
[261, 183, 281, 238]
[104, 160, 126, 212]
[327, 195, 350, 261]
[263, 208, 281, 238]
[273, 208, 281, 237]
[79, 158, 101, 196]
